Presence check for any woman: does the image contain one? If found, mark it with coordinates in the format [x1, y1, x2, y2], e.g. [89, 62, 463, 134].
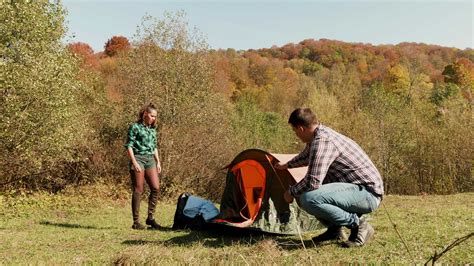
[124, 103, 162, 229]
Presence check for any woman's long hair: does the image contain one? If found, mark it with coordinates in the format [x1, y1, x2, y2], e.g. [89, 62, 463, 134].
[137, 103, 157, 128]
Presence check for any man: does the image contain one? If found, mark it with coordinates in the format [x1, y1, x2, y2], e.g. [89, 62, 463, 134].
[274, 108, 384, 247]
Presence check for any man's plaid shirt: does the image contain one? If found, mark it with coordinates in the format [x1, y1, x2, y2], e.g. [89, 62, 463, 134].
[288, 124, 384, 197]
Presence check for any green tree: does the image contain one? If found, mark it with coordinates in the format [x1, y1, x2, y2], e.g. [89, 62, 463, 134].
[361, 83, 415, 194]
[0, 1, 90, 190]
[231, 95, 294, 153]
[302, 60, 323, 76]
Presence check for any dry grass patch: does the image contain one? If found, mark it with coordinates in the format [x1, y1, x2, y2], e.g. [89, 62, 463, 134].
[1, 190, 472, 264]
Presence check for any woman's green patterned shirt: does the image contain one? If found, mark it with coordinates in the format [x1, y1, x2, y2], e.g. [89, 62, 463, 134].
[124, 123, 157, 155]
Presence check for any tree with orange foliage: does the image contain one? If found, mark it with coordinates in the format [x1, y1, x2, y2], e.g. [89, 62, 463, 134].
[67, 42, 100, 69]
[281, 43, 301, 60]
[104, 36, 131, 57]
[68, 42, 94, 57]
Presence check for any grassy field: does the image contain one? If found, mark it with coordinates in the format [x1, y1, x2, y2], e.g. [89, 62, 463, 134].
[1, 186, 473, 264]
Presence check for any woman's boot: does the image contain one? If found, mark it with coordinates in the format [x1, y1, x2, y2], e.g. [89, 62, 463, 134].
[145, 188, 161, 229]
[131, 191, 145, 230]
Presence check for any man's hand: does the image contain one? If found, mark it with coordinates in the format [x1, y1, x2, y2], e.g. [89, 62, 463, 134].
[274, 162, 288, 170]
[284, 190, 294, 203]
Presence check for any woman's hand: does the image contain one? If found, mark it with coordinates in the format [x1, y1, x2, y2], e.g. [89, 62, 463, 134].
[153, 149, 161, 174]
[156, 163, 162, 174]
[133, 163, 142, 173]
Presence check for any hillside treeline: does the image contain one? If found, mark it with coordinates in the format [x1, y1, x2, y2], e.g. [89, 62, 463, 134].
[1, 2, 472, 198]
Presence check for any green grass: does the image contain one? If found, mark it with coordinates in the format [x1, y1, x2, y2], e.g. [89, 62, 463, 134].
[1, 188, 473, 264]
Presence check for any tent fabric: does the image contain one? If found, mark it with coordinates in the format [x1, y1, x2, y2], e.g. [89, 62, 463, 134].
[230, 159, 266, 221]
[212, 149, 322, 235]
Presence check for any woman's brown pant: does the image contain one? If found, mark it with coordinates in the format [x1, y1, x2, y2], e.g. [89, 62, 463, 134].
[131, 167, 160, 224]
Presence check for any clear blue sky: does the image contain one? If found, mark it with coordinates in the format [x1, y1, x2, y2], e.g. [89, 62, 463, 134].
[63, 0, 473, 53]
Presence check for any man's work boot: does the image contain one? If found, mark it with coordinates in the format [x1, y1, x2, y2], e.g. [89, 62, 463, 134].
[342, 217, 374, 247]
[312, 226, 347, 243]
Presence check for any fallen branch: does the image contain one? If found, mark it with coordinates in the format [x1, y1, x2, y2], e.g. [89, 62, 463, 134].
[424, 232, 473, 265]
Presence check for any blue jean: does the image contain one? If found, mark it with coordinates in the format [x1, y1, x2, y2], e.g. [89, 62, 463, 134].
[297, 183, 380, 228]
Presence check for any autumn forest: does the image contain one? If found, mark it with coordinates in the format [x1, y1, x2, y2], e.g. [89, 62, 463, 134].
[1, 3, 473, 198]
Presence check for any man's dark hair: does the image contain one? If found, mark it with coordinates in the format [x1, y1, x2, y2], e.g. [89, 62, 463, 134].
[288, 108, 318, 127]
